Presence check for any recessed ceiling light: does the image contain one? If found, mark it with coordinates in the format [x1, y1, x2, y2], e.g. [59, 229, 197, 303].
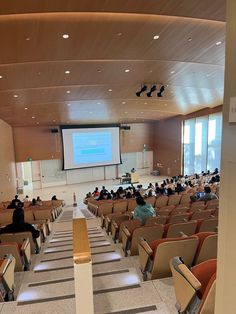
[66, 90, 71, 94]
[53, 120, 56, 122]
[108, 89, 112, 92]
[216, 41, 222, 46]
[32, 116, 35, 119]
[124, 111, 128, 114]
[65, 70, 70, 74]
[187, 37, 192, 42]
[13, 94, 18, 98]
[170, 71, 175, 74]
[36, 122, 39, 125]
[26, 37, 30, 41]
[0, 75, 3, 79]
[125, 69, 130, 73]
[153, 35, 160, 40]
[62, 34, 69, 39]
[117, 32, 122, 36]
[122, 101, 126, 104]
[97, 69, 102, 73]
[24, 107, 28, 110]
[67, 103, 71, 106]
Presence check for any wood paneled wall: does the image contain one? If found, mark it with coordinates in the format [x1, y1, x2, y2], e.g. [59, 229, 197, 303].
[153, 116, 183, 177]
[13, 123, 155, 162]
[0, 119, 16, 201]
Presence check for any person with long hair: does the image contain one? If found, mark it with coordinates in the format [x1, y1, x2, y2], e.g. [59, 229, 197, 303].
[133, 196, 156, 225]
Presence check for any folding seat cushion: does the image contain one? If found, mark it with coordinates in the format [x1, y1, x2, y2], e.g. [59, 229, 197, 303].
[168, 213, 190, 224]
[197, 218, 218, 233]
[190, 210, 212, 221]
[165, 220, 198, 238]
[180, 194, 192, 204]
[155, 196, 168, 208]
[104, 213, 130, 233]
[96, 201, 113, 217]
[139, 236, 198, 280]
[0, 254, 16, 301]
[0, 232, 41, 254]
[168, 194, 181, 206]
[193, 232, 218, 265]
[113, 200, 128, 214]
[127, 199, 137, 212]
[122, 224, 164, 256]
[145, 216, 167, 226]
[0, 240, 31, 272]
[0, 211, 13, 226]
[111, 218, 141, 243]
[145, 196, 156, 207]
[170, 257, 216, 314]
[191, 259, 217, 298]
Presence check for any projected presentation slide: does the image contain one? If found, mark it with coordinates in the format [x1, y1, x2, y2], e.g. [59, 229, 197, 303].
[61, 126, 121, 170]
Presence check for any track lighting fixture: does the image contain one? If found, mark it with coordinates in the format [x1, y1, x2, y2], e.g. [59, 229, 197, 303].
[147, 85, 157, 97]
[136, 85, 147, 97]
[157, 85, 165, 97]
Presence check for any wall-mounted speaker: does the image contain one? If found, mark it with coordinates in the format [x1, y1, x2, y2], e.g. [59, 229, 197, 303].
[51, 129, 59, 133]
[120, 126, 131, 130]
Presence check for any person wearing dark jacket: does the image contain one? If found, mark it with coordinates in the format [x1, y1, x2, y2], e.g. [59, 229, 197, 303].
[0, 207, 40, 239]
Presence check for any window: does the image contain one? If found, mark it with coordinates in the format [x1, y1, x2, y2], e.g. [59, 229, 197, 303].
[183, 113, 222, 175]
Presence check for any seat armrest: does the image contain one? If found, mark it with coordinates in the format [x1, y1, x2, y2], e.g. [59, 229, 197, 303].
[179, 232, 188, 238]
[139, 240, 153, 256]
[123, 226, 131, 238]
[178, 264, 202, 290]
[21, 238, 30, 251]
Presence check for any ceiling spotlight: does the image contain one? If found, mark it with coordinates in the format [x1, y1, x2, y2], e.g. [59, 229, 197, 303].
[147, 85, 157, 97]
[0, 75, 3, 79]
[153, 35, 160, 40]
[157, 85, 165, 97]
[24, 107, 28, 110]
[66, 90, 71, 94]
[136, 85, 147, 97]
[125, 69, 130, 73]
[108, 89, 112, 92]
[13, 94, 18, 98]
[216, 41, 222, 46]
[62, 34, 69, 39]
[65, 70, 70, 74]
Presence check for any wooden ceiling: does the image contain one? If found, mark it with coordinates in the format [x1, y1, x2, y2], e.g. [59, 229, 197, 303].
[0, 0, 226, 127]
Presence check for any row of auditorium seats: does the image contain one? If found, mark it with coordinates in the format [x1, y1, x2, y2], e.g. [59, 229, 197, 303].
[88, 196, 219, 217]
[0, 200, 64, 301]
[139, 232, 217, 280]
[170, 257, 216, 314]
[121, 218, 218, 256]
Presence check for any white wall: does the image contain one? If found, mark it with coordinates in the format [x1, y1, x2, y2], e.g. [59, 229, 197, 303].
[17, 151, 154, 187]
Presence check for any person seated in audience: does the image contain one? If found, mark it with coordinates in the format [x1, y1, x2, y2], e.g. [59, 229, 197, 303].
[110, 190, 115, 199]
[0, 206, 40, 239]
[36, 196, 42, 205]
[212, 168, 219, 175]
[51, 195, 58, 201]
[30, 198, 37, 206]
[126, 191, 132, 199]
[159, 184, 166, 195]
[116, 187, 125, 198]
[92, 187, 100, 198]
[11, 195, 21, 207]
[23, 195, 29, 202]
[131, 167, 136, 173]
[100, 186, 108, 195]
[167, 187, 174, 196]
[133, 196, 156, 225]
[215, 174, 220, 182]
[198, 186, 218, 203]
[175, 183, 185, 194]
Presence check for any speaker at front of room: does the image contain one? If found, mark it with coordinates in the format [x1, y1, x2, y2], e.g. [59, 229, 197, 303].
[51, 129, 59, 133]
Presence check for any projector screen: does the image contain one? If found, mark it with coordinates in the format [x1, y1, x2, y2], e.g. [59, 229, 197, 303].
[61, 125, 121, 170]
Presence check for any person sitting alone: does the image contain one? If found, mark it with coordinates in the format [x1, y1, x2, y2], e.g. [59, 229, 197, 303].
[133, 196, 156, 225]
[198, 186, 218, 203]
[0, 206, 40, 239]
[51, 195, 58, 201]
